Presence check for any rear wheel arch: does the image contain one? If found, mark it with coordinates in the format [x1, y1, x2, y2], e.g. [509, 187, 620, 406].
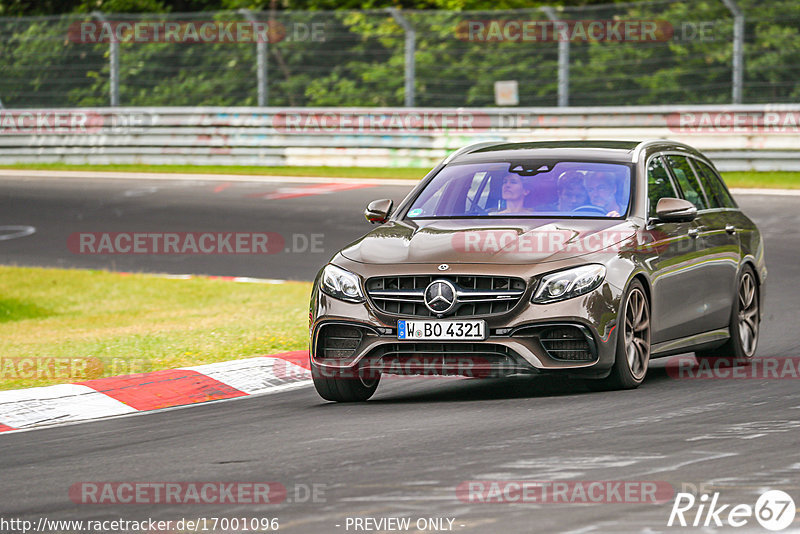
[695, 263, 760, 363]
[739, 258, 763, 319]
[740, 258, 762, 285]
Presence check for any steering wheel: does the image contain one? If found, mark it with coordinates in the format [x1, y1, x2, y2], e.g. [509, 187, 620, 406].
[572, 205, 608, 215]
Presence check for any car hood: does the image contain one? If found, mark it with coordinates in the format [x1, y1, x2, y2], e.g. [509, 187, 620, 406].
[340, 218, 639, 265]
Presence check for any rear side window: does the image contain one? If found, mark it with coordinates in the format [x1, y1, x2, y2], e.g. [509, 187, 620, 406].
[665, 155, 708, 210]
[646, 156, 677, 217]
[692, 159, 737, 208]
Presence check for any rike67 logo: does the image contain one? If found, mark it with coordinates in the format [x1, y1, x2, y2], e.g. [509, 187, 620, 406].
[668, 490, 796, 531]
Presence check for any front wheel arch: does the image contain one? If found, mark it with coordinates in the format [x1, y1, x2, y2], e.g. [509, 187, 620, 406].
[586, 277, 651, 391]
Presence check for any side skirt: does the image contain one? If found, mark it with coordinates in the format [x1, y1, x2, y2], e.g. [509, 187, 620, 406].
[651, 328, 730, 358]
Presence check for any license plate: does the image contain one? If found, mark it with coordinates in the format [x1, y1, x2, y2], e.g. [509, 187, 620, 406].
[397, 319, 486, 340]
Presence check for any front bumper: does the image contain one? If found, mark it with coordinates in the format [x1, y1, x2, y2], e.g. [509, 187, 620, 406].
[309, 262, 625, 380]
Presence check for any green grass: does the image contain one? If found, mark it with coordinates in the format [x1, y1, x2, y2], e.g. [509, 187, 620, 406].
[721, 171, 800, 189]
[0, 163, 425, 180]
[1, 163, 799, 188]
[0, 266, 311, 391]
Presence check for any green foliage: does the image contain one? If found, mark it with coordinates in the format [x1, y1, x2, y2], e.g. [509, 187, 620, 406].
[0, 1, 799, 107]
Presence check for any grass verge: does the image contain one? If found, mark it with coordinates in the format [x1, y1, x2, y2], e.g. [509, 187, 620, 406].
[0, 163, 425, 180]
[0, 266, 311, 391]
[720, 172, 800, 190]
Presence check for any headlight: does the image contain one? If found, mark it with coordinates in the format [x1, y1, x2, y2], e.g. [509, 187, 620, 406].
[532, 264, 606, 304]
[320, 264, 365, 303]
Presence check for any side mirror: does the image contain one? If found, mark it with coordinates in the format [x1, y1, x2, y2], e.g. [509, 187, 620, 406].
[365, 199, 393, 224]
[655, 197, 697, 223]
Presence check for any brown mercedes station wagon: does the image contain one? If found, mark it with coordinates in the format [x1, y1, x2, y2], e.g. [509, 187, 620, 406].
[309, 140, 766, 402]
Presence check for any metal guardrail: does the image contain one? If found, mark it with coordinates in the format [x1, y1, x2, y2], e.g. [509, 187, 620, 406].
[1, 105, 799, 171]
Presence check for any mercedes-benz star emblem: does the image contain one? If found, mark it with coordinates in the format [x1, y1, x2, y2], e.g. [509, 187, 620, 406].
[424, 279, 457, 315]
[438, 264, 449, 271]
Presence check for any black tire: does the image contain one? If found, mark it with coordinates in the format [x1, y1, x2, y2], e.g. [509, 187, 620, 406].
[695, 265, 759, 365]
[311, 362, 380, 402]
[586, 279, 651, 391]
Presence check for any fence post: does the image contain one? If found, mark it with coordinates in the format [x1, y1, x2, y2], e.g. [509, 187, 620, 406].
[240, 9, 268, 107]
[389, 8, 416, 107]
[721, 0, 744, 104]
[541, 6, 569, 107]
[92, 11, 119, 107]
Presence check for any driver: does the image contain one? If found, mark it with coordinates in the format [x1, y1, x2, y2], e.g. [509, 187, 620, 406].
[490, 173, 533, 214]
[556, 170, 589, 212]
[584, 171, 622, 217]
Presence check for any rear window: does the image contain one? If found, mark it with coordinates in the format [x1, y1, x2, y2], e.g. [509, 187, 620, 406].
[692, 158, 737, 209]
[406, 161, 632, 219]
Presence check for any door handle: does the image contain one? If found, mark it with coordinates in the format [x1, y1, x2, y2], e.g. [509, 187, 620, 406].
[725, 224, 736, 234]
[687, 228, 699, 238]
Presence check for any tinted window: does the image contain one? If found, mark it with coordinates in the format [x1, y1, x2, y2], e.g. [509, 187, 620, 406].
[692, 158, 736, 208]
[666, 155, 708, 210]
[406, 161, 632, 219]
[646, 156, 677, 217]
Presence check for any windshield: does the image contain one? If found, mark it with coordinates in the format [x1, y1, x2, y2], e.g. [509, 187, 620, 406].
[406, 161, 632, 219]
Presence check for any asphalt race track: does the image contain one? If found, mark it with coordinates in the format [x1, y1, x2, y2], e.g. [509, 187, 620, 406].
[1, 173, 799, 533]
[0, 175, 416, 280]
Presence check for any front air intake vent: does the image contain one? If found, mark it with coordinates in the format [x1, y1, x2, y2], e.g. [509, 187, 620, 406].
[538, 326, 594, 361]
[316, 324, 364, 359]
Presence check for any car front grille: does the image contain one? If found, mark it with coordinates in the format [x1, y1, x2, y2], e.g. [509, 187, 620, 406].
[365, 275, 526, 317]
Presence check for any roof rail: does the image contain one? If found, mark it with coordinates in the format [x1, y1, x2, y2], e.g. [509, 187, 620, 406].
[631, 139, 670, 162]
[631, 138, 701, 162]
[442, 141, 500, 164]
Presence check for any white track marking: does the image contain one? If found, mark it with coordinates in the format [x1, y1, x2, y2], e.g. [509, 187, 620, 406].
[0, 384, 136, 429]
[0, 225, 36, 241]
[180, 357, 311, 395]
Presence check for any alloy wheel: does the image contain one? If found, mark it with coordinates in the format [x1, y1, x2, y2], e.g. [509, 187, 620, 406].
[624, 287, 650, 381]
[738, 272, 759, 357]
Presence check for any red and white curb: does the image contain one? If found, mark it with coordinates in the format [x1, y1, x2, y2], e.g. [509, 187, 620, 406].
[0, 351, 311, 434]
